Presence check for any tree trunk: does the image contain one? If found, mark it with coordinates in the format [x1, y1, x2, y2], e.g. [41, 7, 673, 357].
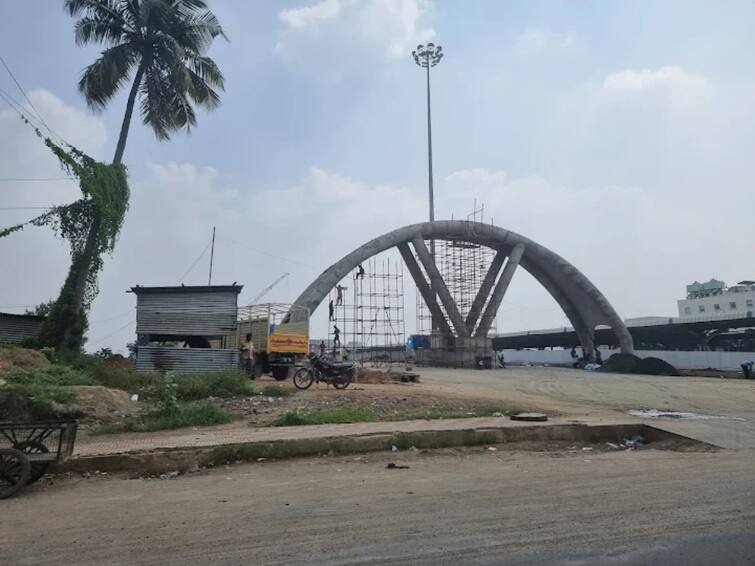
[40, 68, 143, 350]
[112, 65, 144, 166]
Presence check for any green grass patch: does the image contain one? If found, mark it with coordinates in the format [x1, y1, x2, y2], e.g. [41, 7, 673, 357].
[391, 432, 413, 451]
[260, 385, 293, 398]
[273, 407, 378, 427]
[171, 370, 254, 401]
[0, 365, 94, 408]
[91, 401, 235, 434]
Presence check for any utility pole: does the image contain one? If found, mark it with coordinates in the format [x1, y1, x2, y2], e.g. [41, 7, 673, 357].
[208, 226, 216, 286]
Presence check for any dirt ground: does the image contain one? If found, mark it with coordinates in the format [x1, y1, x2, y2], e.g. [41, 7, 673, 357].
[5, 445, 754, 565]
[212, 376, 523, 427]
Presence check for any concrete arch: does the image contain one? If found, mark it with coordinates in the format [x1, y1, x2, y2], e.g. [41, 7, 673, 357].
[289, 220, 633, 355]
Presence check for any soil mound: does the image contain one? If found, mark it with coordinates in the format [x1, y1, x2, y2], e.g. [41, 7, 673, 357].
[598, 353, 641, 373]
[0, 347, 50, 374]
[637, 357, 680, 376]
[69, 385, 138, 422]
[0, 390, 76, 422]
[598, 353, 679, 376]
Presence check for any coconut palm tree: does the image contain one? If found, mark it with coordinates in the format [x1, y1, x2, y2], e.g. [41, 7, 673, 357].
[66, 0, 227, 165]
[37, 0, 227, 350]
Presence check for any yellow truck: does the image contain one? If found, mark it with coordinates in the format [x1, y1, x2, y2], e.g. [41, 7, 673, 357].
[234, 303, 309, 380]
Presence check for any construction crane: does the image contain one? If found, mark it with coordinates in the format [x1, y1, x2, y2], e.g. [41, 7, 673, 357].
[249, 272, 290, 304]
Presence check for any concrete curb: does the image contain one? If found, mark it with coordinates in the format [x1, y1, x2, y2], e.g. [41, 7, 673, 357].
[55, 423, 712, 476]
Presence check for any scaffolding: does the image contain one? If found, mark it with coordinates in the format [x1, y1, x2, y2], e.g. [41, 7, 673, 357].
[416, 203, 498, 338]
[326, 256, 406, 366]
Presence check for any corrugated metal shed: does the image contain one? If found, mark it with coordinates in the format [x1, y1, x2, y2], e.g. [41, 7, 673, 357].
[0, 312, 44, 344]
[135, 346, 239, 373]
[130, 285, 242, 337]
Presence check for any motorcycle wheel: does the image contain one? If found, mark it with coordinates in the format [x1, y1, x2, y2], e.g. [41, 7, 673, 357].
[293, 368, 314, 390]
[332, 370, 352, 390]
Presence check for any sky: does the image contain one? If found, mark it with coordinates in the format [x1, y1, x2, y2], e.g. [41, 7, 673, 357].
[1, 0, 754, 353]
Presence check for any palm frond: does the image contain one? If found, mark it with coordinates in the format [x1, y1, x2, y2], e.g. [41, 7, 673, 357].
[139, 63, 174, 139]
[78, 43, 139, 109]
[65, 0, 126, 23]
[73, 14, 125, 46]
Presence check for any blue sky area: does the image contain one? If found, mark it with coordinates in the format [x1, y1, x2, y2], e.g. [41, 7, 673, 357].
[1, 1, 753, 351]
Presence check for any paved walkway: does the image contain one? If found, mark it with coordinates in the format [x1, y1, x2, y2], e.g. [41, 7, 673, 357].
[75, 415, 622, 457]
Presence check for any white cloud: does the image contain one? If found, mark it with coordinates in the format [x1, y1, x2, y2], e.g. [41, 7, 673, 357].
[275, 0, 435, 79]
[601, 66, 711, 112]
[279, 0, 341, 29]
[514, 28, 578, 55]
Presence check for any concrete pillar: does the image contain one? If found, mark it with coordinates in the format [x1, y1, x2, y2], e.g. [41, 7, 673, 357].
[412, 237, 470, 337]
[397, 242, 454, 337]
[465, 249, 506, 334]
[475, 244, 526, 338]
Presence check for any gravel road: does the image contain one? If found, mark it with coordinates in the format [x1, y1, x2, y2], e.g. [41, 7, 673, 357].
[4, 446, 754, 565]
[415, 366, 755, 448]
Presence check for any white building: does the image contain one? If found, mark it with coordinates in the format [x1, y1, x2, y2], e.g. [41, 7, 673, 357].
[677, 279, 755, 320]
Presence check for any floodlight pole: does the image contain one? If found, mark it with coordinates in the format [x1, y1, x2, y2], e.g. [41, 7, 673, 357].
[425, 62, 435, 228]
[412, 43, 443, 248]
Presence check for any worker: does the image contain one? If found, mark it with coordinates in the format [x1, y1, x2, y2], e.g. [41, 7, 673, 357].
[240, 333, 255, 379]
[595, 349, 603, 364]
[333, 324, 341, 348]
[319, 341, 326, 357]
[357, 264, 365, 280]
[328, 299, 335, 321]
[742, 360, 754, 379]
[335, 284, 347, 306]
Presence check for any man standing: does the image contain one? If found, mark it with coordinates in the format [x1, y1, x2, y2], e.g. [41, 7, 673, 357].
[357, 264, 365, 280]
[241, 333, 255, 379]
[328, 299, 335, 321]
[319, 341, 326, 357]
[333, 324, 341, 348]
[335, 284, 347, 306]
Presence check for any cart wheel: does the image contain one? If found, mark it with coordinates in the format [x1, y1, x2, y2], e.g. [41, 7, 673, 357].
[15, 441, 50, 484]
[0, 448, 31, 499]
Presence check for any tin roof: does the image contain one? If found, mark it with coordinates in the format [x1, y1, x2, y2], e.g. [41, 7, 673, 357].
[129, 285, 243, 295]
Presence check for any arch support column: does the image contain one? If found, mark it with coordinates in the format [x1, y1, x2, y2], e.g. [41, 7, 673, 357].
[412, 237, 469, 337]
[466, 249, 506, 333]
[397, 242, 453, 336]
[475, 244, 526, 338]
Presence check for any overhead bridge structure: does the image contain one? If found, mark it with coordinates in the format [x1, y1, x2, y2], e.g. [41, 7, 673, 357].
[288, 220, 633, 364]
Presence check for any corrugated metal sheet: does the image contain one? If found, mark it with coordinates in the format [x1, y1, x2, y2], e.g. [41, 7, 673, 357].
[0, 313, 44, 344]
[231, 318, 269, 350]
[134, 290, 239, 336]
[135, 346, 239, 373]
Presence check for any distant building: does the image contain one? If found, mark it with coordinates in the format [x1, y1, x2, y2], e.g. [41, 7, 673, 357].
[678, 279, 755, 320]
[0, 312, 45, 344]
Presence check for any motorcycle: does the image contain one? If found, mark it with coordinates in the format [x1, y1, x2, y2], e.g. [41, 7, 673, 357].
[293, 353, 355, 390]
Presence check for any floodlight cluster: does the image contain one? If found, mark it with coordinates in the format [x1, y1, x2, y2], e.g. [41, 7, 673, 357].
[412, 43, 443, 68]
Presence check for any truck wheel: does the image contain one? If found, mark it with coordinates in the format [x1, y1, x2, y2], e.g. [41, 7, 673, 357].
[271, 365, 290, 380]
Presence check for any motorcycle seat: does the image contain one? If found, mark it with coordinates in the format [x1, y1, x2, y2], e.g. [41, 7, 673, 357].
[322, 362, 354, 370]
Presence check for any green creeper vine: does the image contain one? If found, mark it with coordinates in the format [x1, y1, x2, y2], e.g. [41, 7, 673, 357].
[1, 119, 129, 350]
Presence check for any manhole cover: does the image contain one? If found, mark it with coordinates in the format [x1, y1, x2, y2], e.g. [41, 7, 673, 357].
[510, 412, 548, 422]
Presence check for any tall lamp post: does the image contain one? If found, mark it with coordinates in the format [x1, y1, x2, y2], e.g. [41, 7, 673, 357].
[412, 43, 443, 232]
[413, 42, 443, 336]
